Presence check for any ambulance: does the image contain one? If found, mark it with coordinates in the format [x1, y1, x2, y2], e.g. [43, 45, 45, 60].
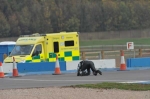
[4, 32, 80, 63]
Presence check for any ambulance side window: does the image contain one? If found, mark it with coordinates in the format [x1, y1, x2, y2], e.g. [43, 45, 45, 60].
[53, 42, 59, 53]
[32, 44, 42, 56]
[65, 40, 74, 47]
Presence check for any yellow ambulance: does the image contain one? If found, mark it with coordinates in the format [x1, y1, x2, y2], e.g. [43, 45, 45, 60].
[4, 32, 80, 63]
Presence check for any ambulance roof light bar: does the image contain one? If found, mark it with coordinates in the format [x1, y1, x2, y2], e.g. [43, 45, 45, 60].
[19, 33, 46, 37]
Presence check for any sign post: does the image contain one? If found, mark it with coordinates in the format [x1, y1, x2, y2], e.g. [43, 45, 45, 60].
[127, 42, 135, 58]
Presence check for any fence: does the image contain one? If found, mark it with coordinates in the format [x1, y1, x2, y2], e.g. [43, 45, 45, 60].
[80, 47, 150, 67]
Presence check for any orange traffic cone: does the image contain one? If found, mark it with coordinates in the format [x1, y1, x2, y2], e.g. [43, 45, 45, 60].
[52, 55, 61, 75]
[120, 50, 127, 70]
[0, 62, 4, 78]
[12, 57, 19, 77]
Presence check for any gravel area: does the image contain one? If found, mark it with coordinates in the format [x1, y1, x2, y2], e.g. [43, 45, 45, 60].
[0, 87, 150, 99]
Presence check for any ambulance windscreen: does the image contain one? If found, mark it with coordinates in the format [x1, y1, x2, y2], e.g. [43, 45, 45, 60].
[10, 45, 34, 56]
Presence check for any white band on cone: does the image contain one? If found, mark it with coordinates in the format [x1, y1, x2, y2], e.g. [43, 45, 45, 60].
[55, 59, 60, 68]
[0, 66, 3, 72]
[121, 56, 125, 64]
[13, 61, 17, 69]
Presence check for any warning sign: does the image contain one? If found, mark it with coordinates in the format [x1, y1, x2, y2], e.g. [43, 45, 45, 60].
[127, 42, 134, 50]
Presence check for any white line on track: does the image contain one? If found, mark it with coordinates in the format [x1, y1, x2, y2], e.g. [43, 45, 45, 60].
[119, 81, 150, 83]
[1, 78, 125, 82]
[3, 78, 150, 83]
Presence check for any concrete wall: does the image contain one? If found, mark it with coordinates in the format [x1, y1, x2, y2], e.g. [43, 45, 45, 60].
[2, 59, 116, 73]
[66, 59, 116, 70]
[127, 57, 150, 67]
[2, 63, 13, 73]
[2, 57, 150, 74]
[17, 62, 66, 73]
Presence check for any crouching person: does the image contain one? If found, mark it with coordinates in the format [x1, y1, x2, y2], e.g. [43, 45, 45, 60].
[77, 60, 102, 76]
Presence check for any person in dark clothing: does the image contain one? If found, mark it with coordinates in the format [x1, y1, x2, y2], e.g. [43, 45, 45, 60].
[77, 60, 102, 76]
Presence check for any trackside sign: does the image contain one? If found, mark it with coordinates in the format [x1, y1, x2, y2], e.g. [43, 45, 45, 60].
[127, 42, 134, 50]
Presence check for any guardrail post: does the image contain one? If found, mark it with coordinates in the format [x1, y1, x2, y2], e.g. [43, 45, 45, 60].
[98, 53, 101, 59]
[139, 49, 142, 57]
[101, 51, 104, 59]
[81, 52, 86, 60]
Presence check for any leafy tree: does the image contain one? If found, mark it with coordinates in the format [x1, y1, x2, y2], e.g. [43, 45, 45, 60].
[18, 6, 31, 35]
[63, 16, 80, 31]
[0, 11, 10, 37]
[0, 0, 150, 37]
[117, 1, 131, 30]
[8, 13, 21, 36]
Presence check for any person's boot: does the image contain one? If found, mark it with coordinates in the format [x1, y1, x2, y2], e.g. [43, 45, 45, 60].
[96, 70, 102, 75]
[93, 71, 97, 76]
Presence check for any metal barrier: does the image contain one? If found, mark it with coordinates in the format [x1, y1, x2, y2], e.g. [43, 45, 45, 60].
[80, 48, 150, 67]
[127, 57, 150, 67]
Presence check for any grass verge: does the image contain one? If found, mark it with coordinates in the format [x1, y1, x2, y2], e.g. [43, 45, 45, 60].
[69, 82, 150, 91]
[80, 38, 150, 46]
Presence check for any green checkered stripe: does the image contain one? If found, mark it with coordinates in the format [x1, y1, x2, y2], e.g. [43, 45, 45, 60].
[47, 51, 80, 62]
[26, 55, 44, 62]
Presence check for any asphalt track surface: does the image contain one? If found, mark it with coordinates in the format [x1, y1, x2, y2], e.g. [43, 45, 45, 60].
[0, 69, 150, 90]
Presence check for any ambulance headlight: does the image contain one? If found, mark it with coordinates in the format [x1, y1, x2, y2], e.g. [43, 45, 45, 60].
[19, 60, 26, 63]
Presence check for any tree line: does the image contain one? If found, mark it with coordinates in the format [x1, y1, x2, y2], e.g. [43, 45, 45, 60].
[0, 0, 150, 37]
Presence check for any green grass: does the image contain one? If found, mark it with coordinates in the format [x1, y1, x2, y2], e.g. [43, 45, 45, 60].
[80, 38, 150, 46]
[69, 82, 150, 91]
